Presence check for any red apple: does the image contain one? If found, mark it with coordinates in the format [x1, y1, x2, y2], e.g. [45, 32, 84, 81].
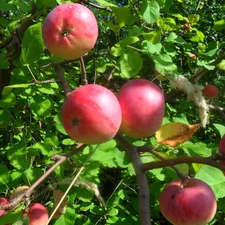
[117, 79, 165, 138]
[23, 203, 49, 225]
[0, 197, 9, 217]
[183, 23, 190, 30]
[61, 84, 122, 144]
[159, 178, 217, 225]
[202, 84, 219, 100]
[42, 3, 98, 60]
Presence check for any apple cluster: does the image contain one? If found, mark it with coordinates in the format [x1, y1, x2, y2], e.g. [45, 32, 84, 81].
[40, 3, 219, 225]
[61, 79, 165, 144]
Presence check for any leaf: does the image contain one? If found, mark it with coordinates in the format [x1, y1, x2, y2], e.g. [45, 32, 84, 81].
[2, 84, 29, 95]
[213, 124, 225, 138]
[213, 19, 225, 31]
[21, 23, 44, 64]
[155, 122, 201, 147]
[216, 60, 225, 71]
[51, 189, 68, 219]
[120, 49, 143, 78]
[141, 0, 160, 24]
[0, 164, 9, 185]
[195, 165, 225, 199]
[0, 92, 16, 108]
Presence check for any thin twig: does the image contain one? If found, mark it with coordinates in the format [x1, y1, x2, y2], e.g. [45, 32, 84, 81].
[47, 145, 97, 224]
[80, 57, 88, 85]
[0, 145, 86, 211]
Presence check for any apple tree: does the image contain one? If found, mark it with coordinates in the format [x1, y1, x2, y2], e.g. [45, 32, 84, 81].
[0, 0, 225, 224]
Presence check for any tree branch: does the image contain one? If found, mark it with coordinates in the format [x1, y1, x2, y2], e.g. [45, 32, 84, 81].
[114, 133, 151, 225]
[140, 153, 225, 172]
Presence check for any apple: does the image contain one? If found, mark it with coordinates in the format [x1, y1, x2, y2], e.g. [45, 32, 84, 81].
[42, 3, 98, 60]
[61, 84, 122, 144]
[183, 23, 190, 30]
[188, 53, 197, 59]
[202, 84, 219, 100]
[0, 197, 9, 217]
[23, 203, 49, 225]
[159, 178, 217, 225]
[117, 79, 165, 138]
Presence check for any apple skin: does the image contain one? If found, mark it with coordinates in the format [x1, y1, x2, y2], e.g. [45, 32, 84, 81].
[61, 84, 122, 144]
[117, 79, 165, 138]
[23, 203, 48, 225]
[159, 178, 217, 225]
[0, 197, 9, 217]
[42, 3, 98, 60]
[202, 84, 218, 100]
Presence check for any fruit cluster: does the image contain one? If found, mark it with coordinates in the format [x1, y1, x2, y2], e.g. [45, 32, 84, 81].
[1, 3, 217, 225]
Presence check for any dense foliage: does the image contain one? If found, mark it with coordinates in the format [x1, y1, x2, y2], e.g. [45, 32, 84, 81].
[0, 0, 225, 224]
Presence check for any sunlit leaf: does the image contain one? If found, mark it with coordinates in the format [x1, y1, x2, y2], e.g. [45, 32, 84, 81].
[155, 122, 201, 147]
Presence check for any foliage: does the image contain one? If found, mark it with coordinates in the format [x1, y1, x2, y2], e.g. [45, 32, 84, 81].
[0, 0, 225, 224]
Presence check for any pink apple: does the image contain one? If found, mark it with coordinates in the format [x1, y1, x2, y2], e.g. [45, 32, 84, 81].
[0, 197, 9, 217]
[23, 203, 49, 225]
[159, 178, 217, 225]
[202, 84, 218, 100]
[42, 3, 98, 60]
[117, 79, 165, 138]
[61, 84, 122, 144]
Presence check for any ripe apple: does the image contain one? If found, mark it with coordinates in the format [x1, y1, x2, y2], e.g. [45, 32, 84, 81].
[159, 178, 217, 225]
[61, 84, 122, 144]
[202, 84, 219, 100]
[183, 23, 190, 30]
[0, 197, 9, 217]
[117, 79, 165, 138]
[23, 203, 49, 225]
[42, 3, 98, 60]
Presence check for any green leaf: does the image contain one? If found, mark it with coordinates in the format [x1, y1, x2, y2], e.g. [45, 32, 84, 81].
[141, 0, 160, 24]
[120, 49, 143, 78]
[23, 167, 43, 185]
[213, 124, 225, 138]
[141, 30, 161, 44]
[119, 36, 139, 48]
[0, 210, 22, 225]
[0, 49, 10, 69]
[53, 207, 76, 225]
[165, 32, 186, 44]
[216, 60, 225, 71]
[182, 141, 212, 157]
[111, 6, 136, 27]
[95, 0, 116, 7]
[7, 143, 30, 170]
[29, 142, 52, 156]
[30, 96, 52, 118]
[21, 23, 44, 64]
[0, 109, 11, 127]
[214, 19, 225, 31]
[2, 84, 29, 95]
[142, 40, 162, 55]
[195, 165, 225, 199]
[0, 92, 16, 108]
[0, 164, 9, 185]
